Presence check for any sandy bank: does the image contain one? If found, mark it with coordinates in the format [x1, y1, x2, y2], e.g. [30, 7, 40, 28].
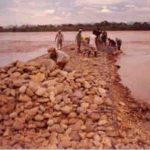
[0, 44, 150, 148]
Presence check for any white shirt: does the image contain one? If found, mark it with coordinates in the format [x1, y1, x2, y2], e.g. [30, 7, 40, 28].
[56, 33, 64, 41]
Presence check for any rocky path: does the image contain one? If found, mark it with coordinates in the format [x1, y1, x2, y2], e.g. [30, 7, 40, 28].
[65, 44, 150, 148]
[0, 44, 149, 148]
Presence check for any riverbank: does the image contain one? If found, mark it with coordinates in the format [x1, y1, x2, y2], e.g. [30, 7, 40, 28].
[0, 44, 150, 148]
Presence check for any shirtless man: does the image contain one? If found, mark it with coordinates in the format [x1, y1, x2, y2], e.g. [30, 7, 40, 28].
[93, 30, 102, 51]
[76, 29, 82, 53]
[101, 31, 108, 46]
[55, 30, 64, 50]
[116, 38, 122, 50]
[108, 38, 117, 54]
[48, 48, 70, 69]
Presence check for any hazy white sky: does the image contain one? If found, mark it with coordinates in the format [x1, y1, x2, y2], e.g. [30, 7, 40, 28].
[0, 0, 150, 26]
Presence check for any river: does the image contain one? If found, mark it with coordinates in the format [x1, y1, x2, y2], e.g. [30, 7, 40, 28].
[0, 31, 150, 104]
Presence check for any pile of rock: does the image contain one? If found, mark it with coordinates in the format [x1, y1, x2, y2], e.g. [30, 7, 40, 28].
[0, 59, 116, 148]
[0, 59, 149, 148]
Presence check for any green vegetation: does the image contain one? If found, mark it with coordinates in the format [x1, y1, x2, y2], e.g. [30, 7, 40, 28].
[0, 21, 150, 32]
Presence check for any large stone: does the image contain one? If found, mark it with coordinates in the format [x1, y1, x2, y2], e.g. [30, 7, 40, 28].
[47, 119, 54, 126]
[19, 85, 27, 94]
[49, 124, 64, 133]
[49, 91, 55, 102]
[39, 105, 45, 112]
[3, 128, 11, 137]
[0, 97, 16, 115]
[34, 114, 44, 121]
[13, 80, 23, 88]
[104, 98, 113, 106]
[10, 89, 16, 96]
[26, 88, 34, 97]
[38, 59, 56, 71]
[43, 113, 51, 119]
[98, 87, 107, 97]
[25, 107, 39, 117]
[101, 137, 112, 148]
[83, 81, 91, 89]
[98, 119, 108, 126]
[9, 112, 18, 118]
[68, 112, 77, 118]
[119, 101, 126, 106]
[56, 95, 63, 103]
[60, 138, 71, 148]
[26, 60, 39, 67]
[18, 94, 31, 102]
[73, 90, 84, 99]
[16, 61, 24, 68]
[12, 72, 21, 78]
[145, 112, 150, 120]
[54, 104, 61, 111]
[81, 102, 89, 109]
[35, 87, 46, 96]
[81, 125, 86, 130]
[50, 69, 61, 77]
[71, 120, 84, 130]
[77, 107, 86, 113]
[55, 84, 64, 95]
[31, 72, 45, 82]
[28, 81, 39, 92]
[90, 113, 100, 121]
[68, 118, 78, 125]
[24, 101, 33, 109]
[93, 95, 104, 105]
[86, 132, 95, 138]
[61, 106, 73, 114]
[93, 134, 101, 147]
[59, 70, 68, 77]
[70, 131, 81, 141]
[13, 118, 25, 130]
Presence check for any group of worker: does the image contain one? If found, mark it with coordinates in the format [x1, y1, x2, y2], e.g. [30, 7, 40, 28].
[55, 29, 122, 55]
[48, 29, 122, 69]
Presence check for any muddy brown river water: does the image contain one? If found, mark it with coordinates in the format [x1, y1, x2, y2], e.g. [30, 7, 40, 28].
[0, 31, 150, 104]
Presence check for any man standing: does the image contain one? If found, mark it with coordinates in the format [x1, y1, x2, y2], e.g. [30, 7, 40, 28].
[93, 30, 102, 51]
[116, 38, 122, 50]
[76, 29, 82, 53]
[55, 30, 64, 50]
[101, 31, 108, 46]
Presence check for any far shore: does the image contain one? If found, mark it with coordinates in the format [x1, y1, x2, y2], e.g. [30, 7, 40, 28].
[1, 30, 150, 33]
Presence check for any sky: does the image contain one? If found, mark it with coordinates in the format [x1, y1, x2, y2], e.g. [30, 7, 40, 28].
[0, 0, 150, 26]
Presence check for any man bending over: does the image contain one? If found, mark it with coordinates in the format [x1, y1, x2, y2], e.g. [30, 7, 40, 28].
[48, 48, 70, 69]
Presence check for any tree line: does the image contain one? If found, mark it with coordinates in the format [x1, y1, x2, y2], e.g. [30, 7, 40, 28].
[0, 21, 150, 32]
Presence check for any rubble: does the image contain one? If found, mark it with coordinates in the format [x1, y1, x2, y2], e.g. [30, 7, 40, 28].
[0, 45, 150, 149]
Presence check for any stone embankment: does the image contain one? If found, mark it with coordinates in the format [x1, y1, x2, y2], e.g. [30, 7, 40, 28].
[0, 44, 149, 148]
